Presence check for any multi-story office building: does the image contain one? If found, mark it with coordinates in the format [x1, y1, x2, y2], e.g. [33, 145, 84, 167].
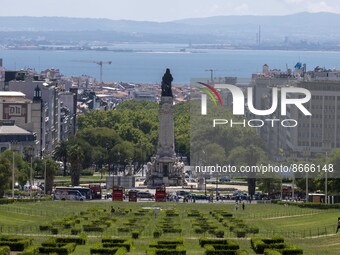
[251, 65, 340, 159]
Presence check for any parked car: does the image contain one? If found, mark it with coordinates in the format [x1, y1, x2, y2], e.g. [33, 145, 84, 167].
[191, 193, 209, 200]
[137, 191, 154, 199]
[219, 176, 231, 182]
[176, 190, 192, 197]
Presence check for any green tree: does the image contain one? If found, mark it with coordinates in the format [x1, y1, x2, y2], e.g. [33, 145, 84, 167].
[68, 145, 84, 186]
[228, 145, 267, 197]
[53, 141, 69, 176]
[0, 157, 11, 197]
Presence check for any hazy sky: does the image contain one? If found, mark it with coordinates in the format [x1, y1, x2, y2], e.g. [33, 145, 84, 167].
[1, 0, 339, 21]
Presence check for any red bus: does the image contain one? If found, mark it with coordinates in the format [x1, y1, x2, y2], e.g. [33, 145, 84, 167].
[112, 186, 125, 201]
[155, 186, 166, 202]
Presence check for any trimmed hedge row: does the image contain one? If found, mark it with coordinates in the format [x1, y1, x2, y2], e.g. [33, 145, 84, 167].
[38, 243, 76, 255]
[101, 238, 132, 252]
[0, 246, 10, 255]
[0, 198, 51, 205]
[0, 237, 32, 251]
[276, 201, 340, 210]
[17, 246, 39, 255]
[199, 238, 238, 249]
[264, 249, 282, 255]
[251, 237, 303, 255]
[90, 244, 127, 255]
[211, 210, 259, 238]
[147, 239, 185, 255]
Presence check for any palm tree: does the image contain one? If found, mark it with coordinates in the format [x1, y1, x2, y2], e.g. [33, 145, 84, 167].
[53, 141, 69, 176]
[68, 145, 84, 186]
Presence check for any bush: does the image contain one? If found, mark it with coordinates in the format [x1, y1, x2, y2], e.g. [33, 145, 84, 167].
[90, 244, 127, 254]
[199, 238, 228, 247]
[81, 169, 94, 176]
[51, 228, 58, 235]
[153, 230, 162, 238]
[71, 229, 81, 235]
[235, 228, 246, 238]
[38, 243, 76, 255]
[18, 246, 39, 255]
[281, 247, 303, 255]
[83, 225, 104, 232]
[0, 238, 32, 251]
[0, 246, 10, 255]
[132, 231, 140, 239]
[264, 249, 282, 255]
[55, 237, 86, 245]
[39, 225, 52, 231]
[251, 238, 267, 254]
[147, 247, 186, 255]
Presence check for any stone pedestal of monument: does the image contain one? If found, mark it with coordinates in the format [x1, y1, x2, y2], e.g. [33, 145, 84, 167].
[146, 96, 184, 187]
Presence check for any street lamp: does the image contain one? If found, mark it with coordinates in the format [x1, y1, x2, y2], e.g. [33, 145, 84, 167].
[323, 140, 331, 204]
[303, 147, 310, 202]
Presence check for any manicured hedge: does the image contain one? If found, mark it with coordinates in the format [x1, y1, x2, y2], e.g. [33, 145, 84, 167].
[55, 237, 86, 245]
[147, 246, 186, 255]
[17, 246, 39, 255]
[90, 244, 127, 255]
[264, 249, 282, 255]
[83, 225, 104, 232]
[281, 247, 303, 255]
[0, 246, 10, 255]
[199, 238, 228, 247]
[276, 201, 340, 210]
[38, 243, 76, 255]
[0, 238, 32, 251]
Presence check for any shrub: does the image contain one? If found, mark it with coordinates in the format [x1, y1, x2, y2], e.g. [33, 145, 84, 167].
[81, 169, 94, 176]
[153, 230, 162, 238]
[83, 225, 104, 232]
[38, 243, 76, 255]
[281, 247, 303, 255]
[0, 246, 10, 255]
[199, 238, 228, 247]
[90, 243, 127, 254]
[55, 237, 86, 245]
[39, 225, 52, 231]
[235, 228, 246, 238]
[0, 238, 32, 251]
[251, 238, 267, 254]
[51, 228, 58, 235]
[17, 246, 39, 255]
[264, 249, 282, 255]
[71, 229, 81, 235]
[132, 231, 140, 239]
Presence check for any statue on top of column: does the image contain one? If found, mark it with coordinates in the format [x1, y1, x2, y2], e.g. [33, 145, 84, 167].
[161, 68, 173, 97]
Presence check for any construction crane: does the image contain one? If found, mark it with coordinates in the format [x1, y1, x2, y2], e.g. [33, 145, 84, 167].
[205, 69, 218, 83]
[73, 60, 112, 83]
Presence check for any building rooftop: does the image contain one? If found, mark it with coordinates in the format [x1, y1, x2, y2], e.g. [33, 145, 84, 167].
[0, 91, 26, 97]
[0, 124, 32, 135]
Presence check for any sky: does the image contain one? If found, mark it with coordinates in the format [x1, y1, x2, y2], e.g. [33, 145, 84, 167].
[0, 0, 340, 21]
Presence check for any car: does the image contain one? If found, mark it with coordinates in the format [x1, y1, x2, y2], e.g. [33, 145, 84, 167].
[191, 193, 209, 200]
[137, 191, 154, 199]
[176, 190, 192, 197]
[219, 176, 231, 182]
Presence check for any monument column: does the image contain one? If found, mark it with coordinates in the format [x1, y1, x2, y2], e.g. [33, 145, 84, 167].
[157, 96, 175, 158]
[146, 68, 184, 187]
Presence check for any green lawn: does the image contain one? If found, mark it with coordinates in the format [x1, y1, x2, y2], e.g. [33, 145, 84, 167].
[0, 201, 339, 254]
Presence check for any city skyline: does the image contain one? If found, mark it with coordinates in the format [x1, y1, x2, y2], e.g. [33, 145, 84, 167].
[0, 0, 339, 22]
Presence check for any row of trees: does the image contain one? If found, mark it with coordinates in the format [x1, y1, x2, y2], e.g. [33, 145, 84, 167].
[0, 150, 57, 198]
[53, 100, 190, 186]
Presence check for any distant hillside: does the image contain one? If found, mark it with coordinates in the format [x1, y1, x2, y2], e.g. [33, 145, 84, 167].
[1, 12, 340, 45]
